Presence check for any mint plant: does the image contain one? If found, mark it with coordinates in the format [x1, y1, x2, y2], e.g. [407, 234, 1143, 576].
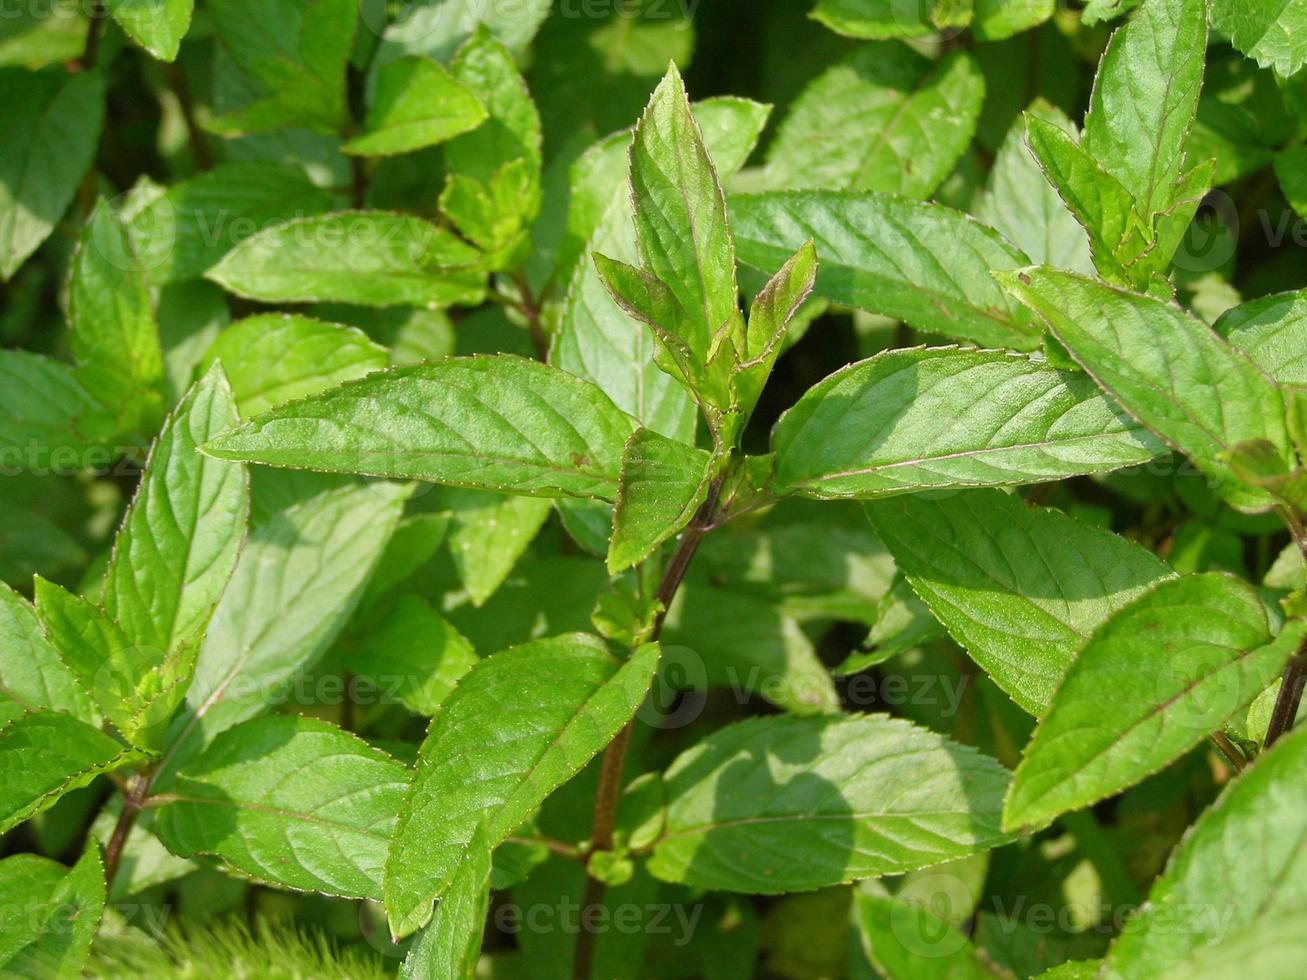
[3, 0, 1307, 976]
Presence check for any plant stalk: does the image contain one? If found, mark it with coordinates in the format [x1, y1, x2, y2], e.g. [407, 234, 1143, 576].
[104, 773, 149, 886]
[1265, 637, 1307, 749]
[571, 478, 723, 979]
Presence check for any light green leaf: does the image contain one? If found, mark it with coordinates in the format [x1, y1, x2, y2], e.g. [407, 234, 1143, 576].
[68, 200, 166, 435]
[1000, 266, 1292, 512]
[973, 0, 1056, 40]
[811, 0, 973, 39]
[627, 66, 737, 399]
[1022, 114, 1151, 284]
[400, 825, 491, 980]
[163, 481, 407, 767]
[347, 595, 478, 715]
[35, 577, 198, 751]
[445, 489, 553, 605]
[206, 0, 355, 135]
[855, 888, 1000, 979]
[1211, 0, 1307, 78]
[206, 211, 486, 309]
[0, 67, 104, 279]
[735, 240, 819, 417]
[865, 490, 1172, 716]
[344, 55, 486, 156]
[1216, 289, 1307, 386]
[608, 428, 713, 573]
[1103, 724, 1307, 978]
[375, 0, 552, 65]
[0, 350, 107, 462]
[155, 716, 410, 899]
[552, 98, 770, 444]
[647, 714, 1012, 893]
[0, 711, 143, 833]
[203, 356, 638, 501]
[201, 314, 388, 419]
[0, 843, 105, 976]
[729, 191, 1041, 350]
[763, 45, 984, 200]
[1005, 575, 1305, 831]
[104, 363, 248, 656]
[0, 582, 97, 727]
[1081, 0, 1207, 217]
[771, 347, 1165, 500]
[978, 103, 1094, 275]
[126, 162, 336, 285]
[384, 637, 659, 937]
[445, 28, 542, 184]
[103, 0, 193, 61]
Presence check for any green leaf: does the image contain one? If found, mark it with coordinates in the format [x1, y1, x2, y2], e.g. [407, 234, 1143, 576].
[384, 637, 659, 937]
[855, 888, 1000, 979]
[445, 28, 542, 185]
[978, 103, 1094, 275]
[155, 716, 410, 899]
[207, 0, 356, 135]
[344, 55, 486, 156]
[552, 98, 769, 444]
[375, 0, 552, 66]
[0, 844, 105, 976]
[729, 191, 1041, 350]
[1000, 266, 1292, 512]
[126, 162, 336, 285]
[1021, 114, 1151, 285]
[663, 583, 839, 715]
[1211, 0, 1307, 78]
[0, 711, 143, 833]
[400, 825, 491, 980]
[0, 584, 97, 727]
[973, 0, 1055, 40]
[770, 347, 1165, 500]
[1216, 289, 1307, 387]
[104, 363, 248, 656]
[608, 428, 713, 573]
[202, 356, 638, 501]
[34, 577, 193, 750]
[201, 314, 389, 418]
[445, 489, 552, 605]
[734, 240, 819, 418]
[163, 480, 407, 767]
[206, 211, 486, 309]
[647, 714, 1012, 893]
[810, 0, 973, 39]
[626, 66, 738, 402]
[1103, 724, 1307, 977]
[865, 490, 1172, 715]
[1004, 575, 1305, 831]
[346, 595, 478, 715]
[103, 0, 193, 61]
[0, 350, 106, 462]
[763, 45, 984, 200]
[68, 200, 167, 435]
[1081, 0, 1207, 217]
[0, 67, 104, 280]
